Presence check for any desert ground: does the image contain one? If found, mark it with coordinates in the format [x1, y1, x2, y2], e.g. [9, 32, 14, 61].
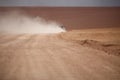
[0, 28, 120, 80]
[0, 7, 120, 80]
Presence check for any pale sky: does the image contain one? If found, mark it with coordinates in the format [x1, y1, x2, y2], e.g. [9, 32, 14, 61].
[0, 0, 120, 6]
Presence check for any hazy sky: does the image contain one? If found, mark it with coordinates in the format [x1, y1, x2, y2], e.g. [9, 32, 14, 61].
[0, 0, 120, 7]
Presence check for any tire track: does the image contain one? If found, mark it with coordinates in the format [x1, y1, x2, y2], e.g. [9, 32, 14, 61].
[0, 34, 120, 80]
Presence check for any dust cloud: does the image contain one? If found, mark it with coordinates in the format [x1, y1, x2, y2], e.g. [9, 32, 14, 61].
[0, 11, 66, 34]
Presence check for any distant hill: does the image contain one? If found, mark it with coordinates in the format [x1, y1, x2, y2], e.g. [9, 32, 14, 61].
[0, 7, 120, 30]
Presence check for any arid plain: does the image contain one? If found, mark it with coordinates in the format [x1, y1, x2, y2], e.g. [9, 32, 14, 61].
[0, 7, 120, 80]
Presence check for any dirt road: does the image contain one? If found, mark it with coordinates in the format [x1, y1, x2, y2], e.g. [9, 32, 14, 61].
[0, 34, 120, 80]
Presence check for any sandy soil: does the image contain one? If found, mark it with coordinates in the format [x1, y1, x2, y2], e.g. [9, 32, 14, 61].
[0, 28, 120, 80]
[0, 7, 120, 80]
[61, 28, 120, 56]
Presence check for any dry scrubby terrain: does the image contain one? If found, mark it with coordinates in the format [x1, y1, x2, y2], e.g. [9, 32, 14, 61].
[61, 28, 120, 56]
[0, 28, 120, 80]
